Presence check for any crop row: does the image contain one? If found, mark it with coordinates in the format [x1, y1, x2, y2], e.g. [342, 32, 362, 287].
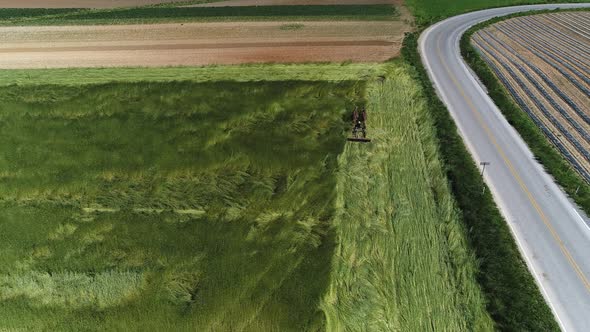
[541, 14, 589, 42]
[532, 15, 590, 55]
[512, 17, 590, 74]
[515, 24, 590, 73]
[546, 13, 590, 40]
[512, 17, 590, 69]
[473, 39, 590, 181]
[479, 29, 590, 132]
[570, 12, 590, 32]
[474, 37, 590, 162]
[472, 13, 590, 182]
[500, 20, 590, 85]
[495, 22, 590, 96]
[472, 33, 588, 144]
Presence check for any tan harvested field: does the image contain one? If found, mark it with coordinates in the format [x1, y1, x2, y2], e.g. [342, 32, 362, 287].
[0, 0, 182, 7]
[0, 21, 409, 68]
[472, 12, 590, 181]
[0, 0, 397, 7]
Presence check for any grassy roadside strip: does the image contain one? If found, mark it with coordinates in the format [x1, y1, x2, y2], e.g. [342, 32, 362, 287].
[321, 62, 493, 331]
[404, 0, 587, 26]
[0, 5, 397, 25]
[461, 10, 590, 219]
[0, 63, 387, 86]
[402, 32, 559, 331]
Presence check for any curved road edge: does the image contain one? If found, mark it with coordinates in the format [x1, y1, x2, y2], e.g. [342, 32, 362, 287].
[419, 4, 590, 332]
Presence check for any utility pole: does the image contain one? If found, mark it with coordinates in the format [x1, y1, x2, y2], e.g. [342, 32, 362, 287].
[480, 161, 490, 194]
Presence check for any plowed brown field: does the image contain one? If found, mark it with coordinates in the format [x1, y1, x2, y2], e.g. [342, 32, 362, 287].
[0, 21, 409, 68]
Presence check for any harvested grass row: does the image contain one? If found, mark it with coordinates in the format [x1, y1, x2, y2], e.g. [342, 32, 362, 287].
[0, 63, 387, 86]
[321, 63, 493, 331]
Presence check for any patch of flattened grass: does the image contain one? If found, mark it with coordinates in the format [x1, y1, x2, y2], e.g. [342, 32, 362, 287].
[321, 63, 494, 332]
[0, 80, 362, 331]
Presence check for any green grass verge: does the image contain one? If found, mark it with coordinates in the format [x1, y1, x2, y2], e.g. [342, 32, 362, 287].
[0, 5, 397, 25]
[404, 0, 587, 26]
[0, 79, 364, 331]
[462, 9, 590, 224]
[0, 63, 388, 86]
[402, 32, 559, 331]
[321, 62, 493, 331]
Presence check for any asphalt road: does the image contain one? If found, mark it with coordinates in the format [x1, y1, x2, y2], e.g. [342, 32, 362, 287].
[419, 4, 590, 331]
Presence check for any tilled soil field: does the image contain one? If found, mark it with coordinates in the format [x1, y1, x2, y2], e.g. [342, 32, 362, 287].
[0, 21, 408, 68]
[472, 12, 590, 182]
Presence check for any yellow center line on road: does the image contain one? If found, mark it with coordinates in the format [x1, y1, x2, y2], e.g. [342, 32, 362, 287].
[434, 41, 590, 293]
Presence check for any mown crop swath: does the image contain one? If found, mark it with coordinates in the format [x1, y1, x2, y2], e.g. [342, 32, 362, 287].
[471, 12, 590, 182]
[321, 63, 493, 332]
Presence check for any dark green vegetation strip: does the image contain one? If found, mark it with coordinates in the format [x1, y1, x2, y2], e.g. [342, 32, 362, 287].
[402, 33, 559, 331]
[462, 10, 590, 219]
[404, 0, 587, 25]
[0, 5, 396, 25]
[0, 9, 77, 19]
[0, 81, 363, 331]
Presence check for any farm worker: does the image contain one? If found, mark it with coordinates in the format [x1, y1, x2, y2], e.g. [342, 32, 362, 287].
[352, 106, 359, 124]
[361, 107, 367, 123]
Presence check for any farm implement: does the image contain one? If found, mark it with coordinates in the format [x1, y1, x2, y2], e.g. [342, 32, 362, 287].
[347, 106, 371, 143]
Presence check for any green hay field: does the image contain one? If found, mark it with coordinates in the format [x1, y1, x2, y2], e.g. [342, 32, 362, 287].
[0, 80, 363, 331]
[0, 63, 494, 331]
[0, 63, 388, 86]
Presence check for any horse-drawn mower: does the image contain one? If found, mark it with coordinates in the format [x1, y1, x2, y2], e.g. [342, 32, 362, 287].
[347, 107, 371, 143]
